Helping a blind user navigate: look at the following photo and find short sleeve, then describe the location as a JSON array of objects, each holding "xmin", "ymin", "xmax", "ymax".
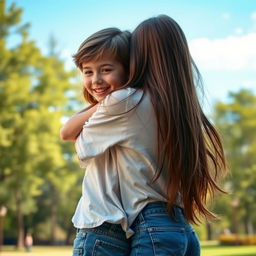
[{"xmin": 75, "ymin": 88, "xmax": 142, "ymax": 167}]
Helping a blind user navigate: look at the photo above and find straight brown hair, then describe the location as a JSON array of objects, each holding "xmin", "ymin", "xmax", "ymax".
[
  {"xmin": 73, "ymin": 28, "xmax": 131, "ymax": 104},
  {"xmin": 128, "ymin": 15, "xmax": 227, "ymax": 223}
]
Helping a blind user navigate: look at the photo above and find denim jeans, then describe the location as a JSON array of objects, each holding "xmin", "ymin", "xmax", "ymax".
[
  {"xmin": 72, "ymin": 202, "xmax": 200, "ymax": 256},
  {"xmin": 72, "ymin": 222, "xmax": 130, "ymax": 256},
  {"xmin": 130, "ymin": 202, "xmax": 200, "ymax": 256}
]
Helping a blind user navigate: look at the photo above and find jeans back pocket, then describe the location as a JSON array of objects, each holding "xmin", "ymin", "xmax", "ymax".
[{"xmin": 148, "ymin": 226, "xmax": 186, "ymax": 256}]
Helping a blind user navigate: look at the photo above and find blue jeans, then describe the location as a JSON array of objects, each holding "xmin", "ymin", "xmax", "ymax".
[
  {"xmin": 130, "ymin": 202, "xmax": 200, "ymax": 256},
  {"xmin": 72, "ymin": 202, "xmax": 200, "ymax": 256},
  {"xmin": 72, "ymin": 222, "xmax": 130, "ymax": 256}
]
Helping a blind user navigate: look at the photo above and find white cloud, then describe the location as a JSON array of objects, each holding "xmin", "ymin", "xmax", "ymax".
[
  {"xmin": 189, "ymin": 33, "xmax": 256, "ymax": 71},
  {"xmin": 234, "ymin": 27, "xmax": 243, "ymax": 35},
  {"xmin": 251, "ymin": 12, "xmax": 256, "ymax": 32},
  {"xmin": 241, "ymin": 80, "xmax": 256, "ymax": 87},
  {"xmin": 251, "ymin": 12, "xmax": 256, "ymax": 20},
  {"xmin": 222, "ymin": 13, "xmax": 231, "ymax": 20}
]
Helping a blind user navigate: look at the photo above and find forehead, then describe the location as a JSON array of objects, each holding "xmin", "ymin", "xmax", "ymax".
[{"xmin": 81, "ymin": 54, "xmax": 121, "ymax": 69}]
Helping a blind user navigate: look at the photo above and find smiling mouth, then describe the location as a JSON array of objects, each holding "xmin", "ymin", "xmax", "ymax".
[{"xmin": 93, "ymin": 87, "xmax": 110, "ymax": 94}]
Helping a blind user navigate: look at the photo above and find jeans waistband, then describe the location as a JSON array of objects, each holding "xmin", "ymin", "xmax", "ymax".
[
  {"xmin": 141, "ymin": 201, "xmax": 184, "ymax": 216},
  {"xmin": 132, "ymin": 201, "xmax": 190, "ymax": 229},
  {"xmin": 79, "ymin": 222, "xmax": 127, "ymax": 240}
]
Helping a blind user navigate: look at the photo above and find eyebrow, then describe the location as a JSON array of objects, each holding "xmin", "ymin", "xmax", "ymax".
[{"xmin": 82, "ymin": 63, "xmax": 115, "ymax": 70}]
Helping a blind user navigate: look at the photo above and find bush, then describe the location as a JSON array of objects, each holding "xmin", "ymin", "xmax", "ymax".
[{"xmin": 219, "ymin": 234, "xmax": 256, "ymax": 245}]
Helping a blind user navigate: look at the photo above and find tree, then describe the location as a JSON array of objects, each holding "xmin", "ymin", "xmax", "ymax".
[
  {"xmin": 214, "ymin": 89, "xmax": 256, "ymax": 234},
  {"xmin": 0, "ymin": 0, "xmax": 82, "ymax": 247},
  {"xmin": 0, "ymin": 0, "xmax": 44, "ymax": 247}
]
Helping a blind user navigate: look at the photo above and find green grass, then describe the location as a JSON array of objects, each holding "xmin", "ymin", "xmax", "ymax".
[
  {"xmin": 2, "ymin": 242, "xmax": 256, "ymax": 256},
  {"xmin": 201, "ymin": 241, "xmax": 256, "ymax": 256},
  {"xmin": 1, "ymin": 246, "xmax": 72, "ymax": 256}
]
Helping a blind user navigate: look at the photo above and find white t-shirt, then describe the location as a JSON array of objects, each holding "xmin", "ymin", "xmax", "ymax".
[{"xmin": 72, "ymin": 88, "xmax": 168, "ymax": 238}]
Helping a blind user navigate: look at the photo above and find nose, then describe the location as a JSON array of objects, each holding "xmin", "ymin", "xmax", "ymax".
[{"xmin": 92, "ymin": 73, "xmax": 103, "ymax": 85}]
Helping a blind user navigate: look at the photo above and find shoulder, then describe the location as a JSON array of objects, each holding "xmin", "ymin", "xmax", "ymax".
[
  {"xmin": 98, "ymin": 88, "xmax": 143, "ymax": 115},
  {"xmin": 104, "ymin": 87, "xmax": 142, "ymax": 105}
]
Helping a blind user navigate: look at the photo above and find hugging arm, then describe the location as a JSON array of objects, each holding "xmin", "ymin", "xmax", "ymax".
[
  {"xmin": 74, "ymin": 89, "xmax": 140, "ymax": 166},
  {"xmin": 60, "ymin": 104, "xmax": 98, "ymax": 141}
]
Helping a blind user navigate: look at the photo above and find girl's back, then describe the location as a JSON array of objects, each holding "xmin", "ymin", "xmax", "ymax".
[{"xmin": 73, "ymin": 87, "xmax": 172, "ymax": 238}]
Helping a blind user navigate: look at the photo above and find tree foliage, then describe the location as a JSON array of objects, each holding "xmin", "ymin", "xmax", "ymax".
[
  {"xmin": 0, "ymin": 0, "xmax": 83, "ymax": 247},
  {"xmin": 214, "ymin": 89, "xmax": 256, "ymax": 234}
]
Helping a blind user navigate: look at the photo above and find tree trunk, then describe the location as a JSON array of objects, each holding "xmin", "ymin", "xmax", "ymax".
[
  {"xmin": 206, "ymin": 222, "xmax": 212, "ymax": 240},
  {"xmin": 50, "ymin": 193, "xmax": 57, "ymax": 245},
  {"xmin": 232, "ymin": 204, "xmax": 239, "ymax": 234},
  {"xmin": 0, "ymin": 215, "xmax": 4, "ymax": 251},
  {"xmin": 16, "ymin": 189, "xmax": 24, "ymax": 249},
  {"xmin": 243, "ymin": 202, "xmax": 253, "ymax": 234},
  {"xmin": 65, "ymin": 222, "xmax": 74, "ymax": 245},
  {"xmin": 243, "ymin": 217, "xmax": 250, "ymax": 234},
  {"xmin": 253, "ymin": 223, "xmax": 256, "ymax": 235}
]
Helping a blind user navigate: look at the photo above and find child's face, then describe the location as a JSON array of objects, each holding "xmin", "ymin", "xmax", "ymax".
[{"xmin": 82, "ymin": 55, "xmax": 127, "ymax": 102}]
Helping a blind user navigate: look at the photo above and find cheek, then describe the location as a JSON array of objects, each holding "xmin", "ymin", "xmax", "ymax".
[
  {"xmin": 118, "ymin": 71, "xmax": 127, "ymax": 84},
  {"xmin": 112, "ymin": 80, "xmax": 123, "ymax": 88},
  {"xmin": 83, "ymin": 80, "xmax": 90, "ymax": 90},
  {"xmin": 112, "ymin": 74, "xmax": 127, "ymax": 87}
]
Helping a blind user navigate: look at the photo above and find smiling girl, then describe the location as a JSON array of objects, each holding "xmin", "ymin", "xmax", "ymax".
[
  {"xmin": 60, "ymin": 28, "xmax": 130, "ymax": 142},
  {"xmin": 81, "ymin": 54, "xmax": 127, "ymax": 102},
  {"xmin": 60, "ymin": 28, "xmax": 132, "ymax": 255}
]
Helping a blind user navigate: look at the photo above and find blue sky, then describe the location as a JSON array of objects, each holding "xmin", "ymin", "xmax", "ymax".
[{"xmin": 7, "ymin": 0, "xmax": 256, "ymax": 113}]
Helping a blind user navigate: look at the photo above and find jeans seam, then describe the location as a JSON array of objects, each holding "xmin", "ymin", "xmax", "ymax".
[
  {"xmin": 92, "ymin": 239, "xmax": 97, "ymax": 256},
  {"xmin": 73, "ymin": 231, "xmax": 87, "ymax": 256},
  {"xmin": 148, "ymin": 227, "xmax": 186, "ymax": 232},
  {"xmin": 148, "ymin": 229, "xmax": 156, "ymax": 256},
  {"xmin": 84, "ymin": 228, "xmax": 124, "ymax": 240},
  {"xmin": 140, "ymin": 212, "xmax": 146, "ymax": 224},
  {"xmin": 93, "ymin": 239, "xmax": 127, "ymax": 252},
  {"xmin": 137, "ymin": 230, "xmax": 142, "ymax": 256}
]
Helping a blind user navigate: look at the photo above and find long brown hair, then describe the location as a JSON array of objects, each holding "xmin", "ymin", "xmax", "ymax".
[
  {"xmin": 128, "ymin": 15, "xmax": 227, "ymax": 223},
  {"xmin": 73, "ymin": 28, "xmax": 131, "ymax": 104}
]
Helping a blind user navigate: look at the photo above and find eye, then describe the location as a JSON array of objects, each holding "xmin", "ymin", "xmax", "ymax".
[
  {"xmin": 83, "ymin": 70, "xmax": 92, "ymax": 76},
  {"xmin": 101, "ymin": 68, "xmax": 112, "ymax": 73}
]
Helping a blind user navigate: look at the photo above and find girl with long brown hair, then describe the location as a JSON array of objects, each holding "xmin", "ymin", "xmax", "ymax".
[
  {"xmin": 126, "ymin": 15, "xmax": 227, "ymax": 255},
  {"xmin": 61, "ymin": 15, "xmax": 227, "ymax": 256},
  {"xmin": 60, "ymin": 28, "xmax": 133, "ymax": 255}
]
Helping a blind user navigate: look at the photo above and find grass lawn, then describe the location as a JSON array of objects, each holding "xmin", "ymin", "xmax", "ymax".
[
  {"xmin": 1, "ymin": 242, "xmax": 256, "ymax": 256},
  {"xmin": 201, "ymin": 241, "xmax": 256, "ymax": 256},
  {"xmin": 1, "ymin": 246, "xmax": 72, "ymax": 256}
]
